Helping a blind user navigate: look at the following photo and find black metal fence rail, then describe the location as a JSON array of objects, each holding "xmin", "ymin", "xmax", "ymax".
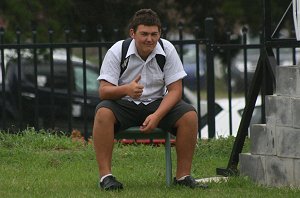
[
  {"xmin": 0, "ymin": 44, "xmax": 112, "ymax": 138},
  {"xmin": 0, "ymin": 21, "xmax": 210, "ymax": 139}
]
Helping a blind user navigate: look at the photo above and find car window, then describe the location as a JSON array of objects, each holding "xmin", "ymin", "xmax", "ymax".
[
  {"xmin": 237, "ymin": 105, "xmax": 262, "ymax": 124},
  {"xmin": 183, "ymin": 46, "xmax": 197, "ymax": 64},
  {"xmin": 74, "ymin": 66, "xmax": 99, "ymax": 93},
  {"xmin": 21, "ymin": 60, "xmax": 69, "ymax": 89},
  {"xmin": 182, "ymin": 45, "xmax": 206, "ymax": 67}
]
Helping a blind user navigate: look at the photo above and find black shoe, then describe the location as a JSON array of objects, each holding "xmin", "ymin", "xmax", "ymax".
[
  {"xmin": 173, "ymin": 176, "xmax": 209, "ymax": 189},
  {"xmin": 99, "ymin": 175, "xmax": 123, "ymax": 191}
]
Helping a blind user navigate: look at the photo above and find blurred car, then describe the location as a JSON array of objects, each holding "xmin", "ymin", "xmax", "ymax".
[
  {"xmin": 225, "ymin": 49, "xmax": 259, "ymax": 93},
  {"xmin": 0, "ymin": 53, "xmax": 100, "ymax": 133},
  {"xmin": 182, "ymin": 45, "xmax": 206, "ymax": 91},
  {"xmin": 228, "ymin": 48, "xmax": 300, "ymax": 92}
]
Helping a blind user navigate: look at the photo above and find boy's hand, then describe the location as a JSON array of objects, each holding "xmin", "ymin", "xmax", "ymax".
[
  {"xmin": 140, "ymin": 114, "xmax": 160, "ymax": 133},
  {"xmin": 127, "ymin": 75, "xmax": 144, "ymax": 99}
]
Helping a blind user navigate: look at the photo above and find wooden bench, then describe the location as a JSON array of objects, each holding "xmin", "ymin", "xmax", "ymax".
[{"xmin": 114, "ymin": 127, "xmax": 173, "ymax": 186}]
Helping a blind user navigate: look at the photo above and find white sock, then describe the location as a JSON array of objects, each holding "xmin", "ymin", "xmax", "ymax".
[
  {"xmin": 100, "ymin": 174, "xmax": 112, "ymax": 182},
  {"xmin": 177, "ymin": 175, "xmax": 190, "ymax": 181}
]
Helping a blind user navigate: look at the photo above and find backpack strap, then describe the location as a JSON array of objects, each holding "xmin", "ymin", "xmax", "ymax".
[
  {"xmin": 155, "ymin": 39, "xmax": 165, "ymax": 72},
  {"xmin": 120, "ymin": 38, "xmax": 166, "ymax": 77},
  {"xmin": 120, "ymin": 38, "xmax": 132, "ymax": 77}
]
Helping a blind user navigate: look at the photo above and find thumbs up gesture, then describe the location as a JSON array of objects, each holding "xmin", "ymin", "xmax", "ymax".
[{"xmin": 127, "ymin": 75, "xmax": 144, "ymax": 99}]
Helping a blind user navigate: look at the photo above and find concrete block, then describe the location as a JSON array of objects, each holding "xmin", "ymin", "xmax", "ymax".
[
  {"xmin": 292, "ymin": 98, "xmax": 300, "ymax": 129},
  {"xmin": 250, "ymin": 124, "xmax": 276, "ymax": 155},
  {"xmin": 265, "ymin": 95, "xmax": 276, "ymax": 126},
  {"xmin": 243, "ymin": 65, "xmax": 300, "ymax": 188},
  {"xmin": 239, "ymin": 153, "xmax": 266, "ymax": 185},
  {"xmin": 276, "ymin": 66, "xmax": 300, "ymax": 97},
  {"xmin": 265, "ymin": 156, "xmax": 294, "ymax": 187},
  {"xmin": 294, "ymin": 159, "xmax": 300, "ymax": 187},
  {"xmin": 275, "ymin": 96, "xmax": 292, "ymax": 127},
  {"xmin": 276, "ymin": 127, "xmax": 300, "ymax": 158}
]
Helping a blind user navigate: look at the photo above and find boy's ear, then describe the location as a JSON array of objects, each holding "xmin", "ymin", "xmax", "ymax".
[{"xmin": 129, "ymin": 29, "xmax": 134, "ymax": 38}]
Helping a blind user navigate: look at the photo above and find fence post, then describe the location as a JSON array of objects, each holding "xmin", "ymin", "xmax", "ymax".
[
  {"xmin": 32, "ymin": 26, "xmax": 39, "ymax": 130},
  {"xmin": 242, "ymin": 26, "xmax": 249, "ymax": 99},
  {"xmin": 97, "ymin": 25, "xmax": 103, "ymax": 73},
  {"xmin": 194, "ymin": 25, "xmax": 202, "ymax": 139},
  {"xmin": 16, "ymin": 28, "xmax": 23, "ymax": 130},
  {"xmin": 113, "ymin": 28, "xmax": 119, "ymax": 41},
  {"xmin": 205, "ymin": 17, "xmax": 215, "ymax": 138},
  {"xmin": 64, "ymin": 28, "xmax": 73, "ymax": 134},
  {"xmin": 225, "ymin": 32, "xmax": 233, "ymax": 136},
  {"xmin": 161, "ymin": 26, "xmax": 168, "ymax": 38},
  {"xmin": 178, "ymin": 22, "xmax": 183, "ymax": 61},
  {"xmin": 48, "ymin": 28, "xmax": 55, "ymax": 129},
  {"xmin": 80, "ymin": 26, "xmax": 89, "ymax": 142},
  {"xmin": 0, "ymin": 27, "xmax": 6, "ymax": 129}
]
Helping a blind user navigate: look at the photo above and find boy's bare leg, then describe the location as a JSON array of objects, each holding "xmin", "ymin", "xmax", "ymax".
[
  {"xmin": 174, "ymin": 111, "xmax": 198, "ymax": 179},
  {"xmin": 93, "ymin": 107, "xmax": 116, "ymax": 177}
]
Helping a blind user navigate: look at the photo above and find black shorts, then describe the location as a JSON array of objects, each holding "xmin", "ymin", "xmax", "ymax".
[{"xmin": 95, "ymin": 99, "xmax": 196, "ymax": 135}]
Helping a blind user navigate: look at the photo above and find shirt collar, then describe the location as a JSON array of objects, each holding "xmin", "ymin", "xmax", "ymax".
[
  {"xmin": 126, "ymin": 39, "xmax": 166, "ymax": 59},
  {"xmin": 153, "ymin": 40, "xmax": 166, "ymax": 56},
  {"xmin": 126, "ymin": 39, "xmax": 136, "ymax": 59}
]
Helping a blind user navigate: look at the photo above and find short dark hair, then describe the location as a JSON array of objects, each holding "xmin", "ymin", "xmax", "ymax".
[{"xmin": 129, "ymin": 9, "xmax": 161, "ymax": 32}]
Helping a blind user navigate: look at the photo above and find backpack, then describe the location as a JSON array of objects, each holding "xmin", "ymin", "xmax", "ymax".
[{"xmin": 119, "ymin": 38, "xmax": 166, "ymax": 77}]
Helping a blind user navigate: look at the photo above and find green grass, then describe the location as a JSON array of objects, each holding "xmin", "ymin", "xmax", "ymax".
[{"xmin": 0, "ymin": 129, "xmax": 299, "ymax": 198}]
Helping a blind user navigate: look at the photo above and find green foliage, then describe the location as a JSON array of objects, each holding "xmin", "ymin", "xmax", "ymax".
[{"xmin": 0, "ymin": 0, "xmax": 294, "ymax": 43}]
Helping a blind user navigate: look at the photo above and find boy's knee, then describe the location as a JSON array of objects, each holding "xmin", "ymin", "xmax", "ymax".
[
  {"xmin": 175, "ymin": 111, "xmax": 198, "ymax": 128},
  {"xmin": 95, "ymin": 107, "xmax": 116, "ymax": 123},
  {"xmin": 183, "ymin": 111, "xmax": 197, "ymax": 123}
]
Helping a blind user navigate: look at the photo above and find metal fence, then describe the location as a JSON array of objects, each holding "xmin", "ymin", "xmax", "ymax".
[{"xmin": 0, "ymin": 17, "xmax": 299, "ymax": 140}]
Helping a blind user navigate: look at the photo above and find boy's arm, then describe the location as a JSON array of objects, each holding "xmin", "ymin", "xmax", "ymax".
[
  {"xmin": 140, "ymin": 79, "xmax": 182, "ymax": 132},
  {"xmin": 99, "ymin": 75, "xmax": 144, "ymax": 100}
]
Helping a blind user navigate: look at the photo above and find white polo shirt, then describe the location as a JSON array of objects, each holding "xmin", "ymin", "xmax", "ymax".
[{"xmin": 97, "ymin": 38, "xmax": 187, "ymax": 104}]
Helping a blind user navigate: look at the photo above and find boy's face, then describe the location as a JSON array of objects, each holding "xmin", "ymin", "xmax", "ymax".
[{"xmin": 130, "ymin": 25, "xmax": 160, "ymax": 59}]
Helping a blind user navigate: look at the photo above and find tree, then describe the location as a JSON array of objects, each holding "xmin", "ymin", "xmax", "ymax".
[
  {"xmin": 0, "ymin": 0, "xmax": 294, "ymax": 43},
  {"xmin": 0, "ymin": 0, "xmax": 74, "ymax": 42}
]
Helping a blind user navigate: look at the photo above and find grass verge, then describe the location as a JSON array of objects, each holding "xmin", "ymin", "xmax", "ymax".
[{"xmin": 0, "ymin": 128, "xmax": 299, "ymax": 198}]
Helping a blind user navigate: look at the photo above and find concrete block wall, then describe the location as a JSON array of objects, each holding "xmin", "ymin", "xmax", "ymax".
[{"xmin": 240, "ymin": 65, "xmax": 300, "ymax": 187}]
